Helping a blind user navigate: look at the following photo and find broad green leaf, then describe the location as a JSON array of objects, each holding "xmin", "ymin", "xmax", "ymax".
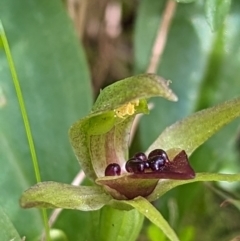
[
  {"xmin": 69, "ymin": 74, "xmax": 177, "ymax": 180},
  {"xmin": 0, "ymin": 0, "xmax": 92, "ymax": 239},
  {"xmin": 124, "ymin": 197, "xmax": 180, "ymax": 241},
  {"xmin": 147, "ymin": 97, "xmax": 240, "ymax": 156},
  {"xmin": 147, "ymin": 172, "xmax": 240, "ymax": 202},
  {"xmin": 20, "ymin": 182, "xmax": 112, "ymax": 211},
  {"xmin": 97, "ymin": 205, "xmax": 144, "ymax": 241},
  {"xmin": 205, "ymin": 0, "xmax": 231, "ymax": 31},
  {"xmin": 0, "ymin": 206, "xmax": 22, "ymax": 241}
]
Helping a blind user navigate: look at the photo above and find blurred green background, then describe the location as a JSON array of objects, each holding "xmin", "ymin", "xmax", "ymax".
[{"xmin": 0, "ymin": 0, "xmax": 240, "ymax": 240}]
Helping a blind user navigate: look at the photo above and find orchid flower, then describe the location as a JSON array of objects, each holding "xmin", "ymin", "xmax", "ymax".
[{"xmin": 20, "ymin": 74, "xmax": 240, "ymax": 241}]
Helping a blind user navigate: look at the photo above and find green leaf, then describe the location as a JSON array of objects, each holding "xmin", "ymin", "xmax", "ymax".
[
  {"xmin": 147, "ymin": 97, "xmax": 240, "ymax": 156},
  {"xmin": 124, "ymin": 197, "xmax": 180, "ymax": 241},
  {"xmin": 69, "ymin": 74, "xmax": 177, "ymax": 180},
  {"xmin": 20, "ymin": 182, "xmax": 112, "ymax": 211},
  {"xmin": 148, "ymin": 172, "xmax": 240, "ymax": 202},
  {"xmin": 0, "ymin": 206, "xmax": 22, "ymax": 241},
  {"xmin": 96, "ymin": 205, "xmax": 144, "ymax": 241},
  {"xmin": 205, "ymin": 0, "xmax": 231, "ymax": 31},
  {"xmin": 0, "ymin": 0, "xmax": 92, "ymax": 239}
]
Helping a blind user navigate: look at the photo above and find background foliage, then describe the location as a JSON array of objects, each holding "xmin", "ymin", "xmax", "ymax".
[{"xmin": 0, "ymin": 0, "xmax": 240, "ymax": 240}]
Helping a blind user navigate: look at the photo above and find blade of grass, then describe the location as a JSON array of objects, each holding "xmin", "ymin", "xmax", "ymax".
[{"xmin": 0, "ymin": 20, "xmax": 50, "ymax": 241}]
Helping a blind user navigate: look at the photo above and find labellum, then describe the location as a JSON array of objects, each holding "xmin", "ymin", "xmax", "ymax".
[{"xmin": 98, "ymin": 149, "xmax": 195, "ymax": 200}]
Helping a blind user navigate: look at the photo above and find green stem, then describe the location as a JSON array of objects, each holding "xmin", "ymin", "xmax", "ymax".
[{"xmin": 0, "ymin": 20, "xmax": 51, "ymax": 240}]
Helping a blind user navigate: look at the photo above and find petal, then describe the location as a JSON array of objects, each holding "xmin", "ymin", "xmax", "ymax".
[
  {"xmin": 147, "ymin": 172, "xmax": 240, "ymax": 202},
  {"xmin": 20, "ymin": 181, "xmax": 112, "ymax": 211},
  {"xmin": 147, "ymin": 97, "xmax": 240, "ymax": 157},
  {"xmin": 122, "ymin": 197, "xmax": 180, "ymax": 241}
]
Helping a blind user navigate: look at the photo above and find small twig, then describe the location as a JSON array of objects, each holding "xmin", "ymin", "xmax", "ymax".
[
  {"xmin": 66, "ymin": 0, "xmax": 76, "ymax": 23},
  {"xmin": 66, "ymin": 0, "xmax": 88, "ymax": 39},
  {"xmin": 147, "ymin": 0, "xmax": 177, "ymax": 73},
  {"xmin": 77, "ymin": 0, "xmax": 88, "ymax": 39}
]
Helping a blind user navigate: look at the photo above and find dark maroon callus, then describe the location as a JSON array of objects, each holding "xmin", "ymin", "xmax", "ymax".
[
  {"xmin": 134, "ymin": 152, "xmax": 149, "ymax": 168},
  {"xmin": 148, "ymin": 149, "xmax": 169, "ymax": 161},
  {"xmin": 134, "ymin": 152, "xmax": 147, "ymax": 162},
  {"xmin": 105, "ymin": 163, "xmax": 121, "ymax": 176},
  {"xmin": 126, "ymin": 158, "xmax": 145, "ymax": 173},
  {"xmin": 143, "ymin": 161, "xmax": 150, "ymax": 169},
  {"xmin": 148, "ymin": 156, "xmax": 166, "ymax": 171}
]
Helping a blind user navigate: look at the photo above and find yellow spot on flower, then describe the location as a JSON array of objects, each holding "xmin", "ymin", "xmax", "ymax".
[{"xmin": 114, "ymin": 100, "xmax": 139, "ymax": 118}]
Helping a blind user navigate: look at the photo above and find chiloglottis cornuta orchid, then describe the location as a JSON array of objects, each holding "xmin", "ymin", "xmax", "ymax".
[
  {"xmin": 20, "ymin": 74, "xmax": 240, "ymax": 241},
  {"xmin": 67, "ymin": 74, "xmax": 195, "ymax": 201}
]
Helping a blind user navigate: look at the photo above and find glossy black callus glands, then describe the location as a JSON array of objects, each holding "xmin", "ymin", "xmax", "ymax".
[
  {"xmin": 125, "ymin": 149, "xmax": 170, "ymax": 174},
  {"xmin": 105, "ymin": 163, "xmax": 121, "ymax": 176},
  {"xmin": 147, "ymin": 149, "xmax": 169, "ymax": 172},
  {"xmin": 148, "ymin": 149, "xmax": 169, "ymax": 161},
  {"xmin": 125, "ymin": 158, "xmax": 145, "ymax": 173},
  {"xmin": 134, "ymin": 152, "xmax": 147, "ymax": 161},
  {"xmin": 134, "ymin": 152, "xmax": 149, "ymax": 168},
  {"xmin": 148, "ymin": 156, "xmax": 166, "ymax": 171}
]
